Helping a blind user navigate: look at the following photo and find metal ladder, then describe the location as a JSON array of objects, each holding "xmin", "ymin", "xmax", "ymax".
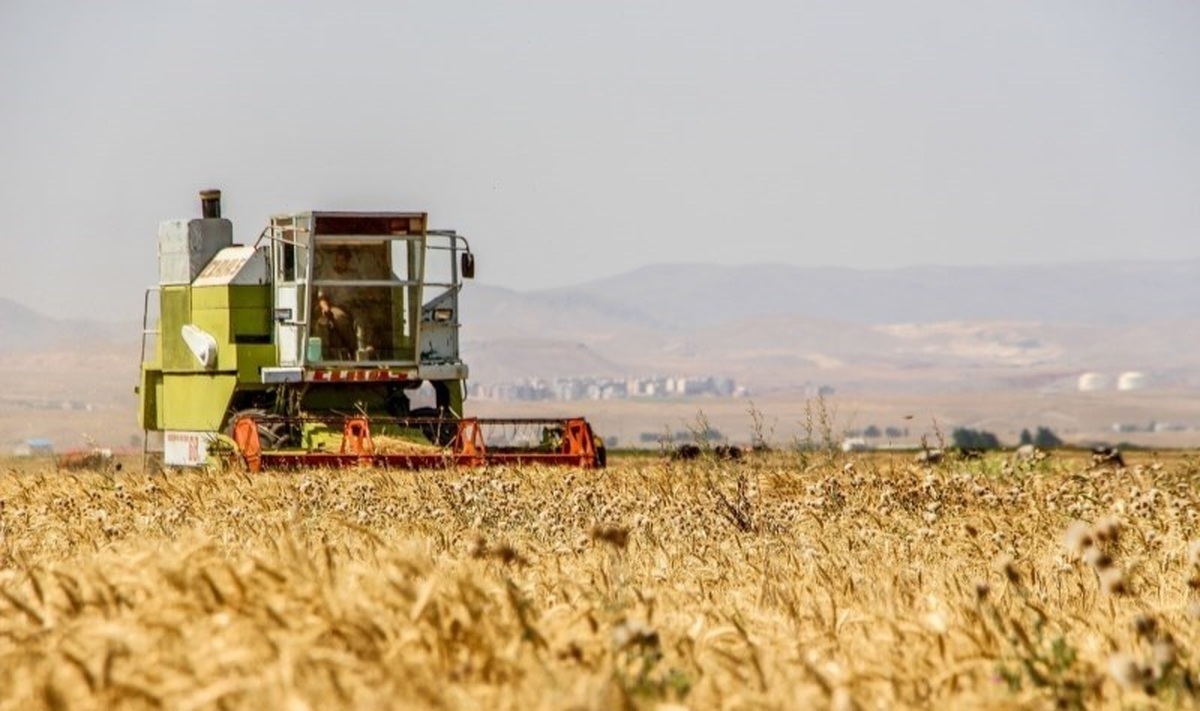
[{"xmin": 139, "ymin": 287, "xmax": 160, "ymax": 473}]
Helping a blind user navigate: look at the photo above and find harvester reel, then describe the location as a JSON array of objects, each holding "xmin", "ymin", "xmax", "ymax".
[{"xmin": 409, "ymin": 407, "xmax": 459, "ymax": 447}]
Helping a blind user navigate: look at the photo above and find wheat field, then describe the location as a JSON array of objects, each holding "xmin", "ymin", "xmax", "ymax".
[{"xmin": 2, "ymin": 450, "xmax": 1199, "ymax": 710}]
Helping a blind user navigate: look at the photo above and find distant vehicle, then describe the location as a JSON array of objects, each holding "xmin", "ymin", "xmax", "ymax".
[{"xmin": 12, "ymin": 438, "xmax": 54, "ymax": 457}]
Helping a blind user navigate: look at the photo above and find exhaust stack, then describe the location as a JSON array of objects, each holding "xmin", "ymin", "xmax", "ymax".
[{"xmin": 200, "ymin": 189, "xmax": 222, "ymax": 219}]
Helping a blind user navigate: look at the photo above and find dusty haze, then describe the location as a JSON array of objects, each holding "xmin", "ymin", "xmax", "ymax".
[{"xmin": 2, "ymin": 1, "xmax": 1199, "ymax": 322}]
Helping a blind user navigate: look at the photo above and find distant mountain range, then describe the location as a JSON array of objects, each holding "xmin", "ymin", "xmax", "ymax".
[
  {"xmin": 5, "ymin": 260, "xmax": 1199, "ymax": 393},
  {"xmin": 471, "ymin": 259, "xmax": 1200, "ymax": 330},
  {"xmin": 458, "ymin": 260, "xmax": 1200, "ymax": 389},
  {"xmin": 0, "ymin": 297, "xmax": 127, "ymax": 353}
]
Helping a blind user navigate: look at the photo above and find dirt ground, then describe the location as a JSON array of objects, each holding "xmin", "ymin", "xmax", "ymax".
[{"xmin": 470, "ymin": 389, "xmax": 1200, "ymax": 451}]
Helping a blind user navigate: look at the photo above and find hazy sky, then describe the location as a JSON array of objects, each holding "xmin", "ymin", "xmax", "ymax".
[{"xmin": 2, "ymin": 1, "xmax": 1198, "ymax": 322}]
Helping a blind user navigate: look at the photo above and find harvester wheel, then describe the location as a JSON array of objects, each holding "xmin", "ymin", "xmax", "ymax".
[
  {"xmin": 409, "ymin": 407, "xmax": 458, "ymax": 447},
  {"xmin": 227, "ymin": 409, "xmax": 288, "ymax": 449}
]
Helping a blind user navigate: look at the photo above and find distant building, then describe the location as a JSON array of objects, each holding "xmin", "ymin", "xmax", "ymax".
[
  {"xmin": 1077, "ymin": 372, "xmax": 1111, "ymax": 392},
  {"xmin": 469, "ymin": 374, "xmax": 744, "ymax": 402},
  {"xmin": 1117, "ymin": 371, "xmax": 1150, "ymax": 391}
]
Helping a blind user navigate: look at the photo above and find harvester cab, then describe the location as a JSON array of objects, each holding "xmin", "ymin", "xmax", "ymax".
[{"xmin": 137, "ymin": 191, "xmax": 604, "ymax": 471}]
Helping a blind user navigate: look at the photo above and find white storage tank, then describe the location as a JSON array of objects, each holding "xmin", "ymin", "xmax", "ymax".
[
  {"xmin": 1117, "ymin": 371, "xmax": 1150, "ymax": 391},
  {"xmin": 1077, "ymin": 372, "xmax": 1111, "ymax": 392}
]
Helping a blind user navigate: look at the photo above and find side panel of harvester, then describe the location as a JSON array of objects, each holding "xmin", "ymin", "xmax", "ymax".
[{"xmin": 138, "ymin": 208, "xmax": 275, "ymax": 464}]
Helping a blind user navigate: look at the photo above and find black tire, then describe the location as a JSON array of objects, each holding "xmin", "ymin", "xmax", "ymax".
[{"xmin": 227, "ymin": 409, "xmax": 289, "ymax": 449}]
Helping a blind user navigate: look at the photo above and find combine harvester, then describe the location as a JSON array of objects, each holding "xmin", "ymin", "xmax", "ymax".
[{"xmin": 137, "ymin": 191, "xmax": 603, "ymax": 471}]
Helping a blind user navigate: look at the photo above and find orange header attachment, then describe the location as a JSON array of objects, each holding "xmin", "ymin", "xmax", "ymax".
[
  {"xmin": 232, "ymin": 417, "xmax": 262, "ymax": 473},
  {"xmin": 560, "ymin": 418, "xmax": 599, "ymax": 467},
  {"xmin": 453, "ymin": 419, "xmax": 487, "ymax": 465},
  {"xmin": 231, "ymin": 413, "xmax": 604, "ymax": 471},
  {"xmin": 340, "ymin": 418, "xmax": 374, "ymax": 458}
]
